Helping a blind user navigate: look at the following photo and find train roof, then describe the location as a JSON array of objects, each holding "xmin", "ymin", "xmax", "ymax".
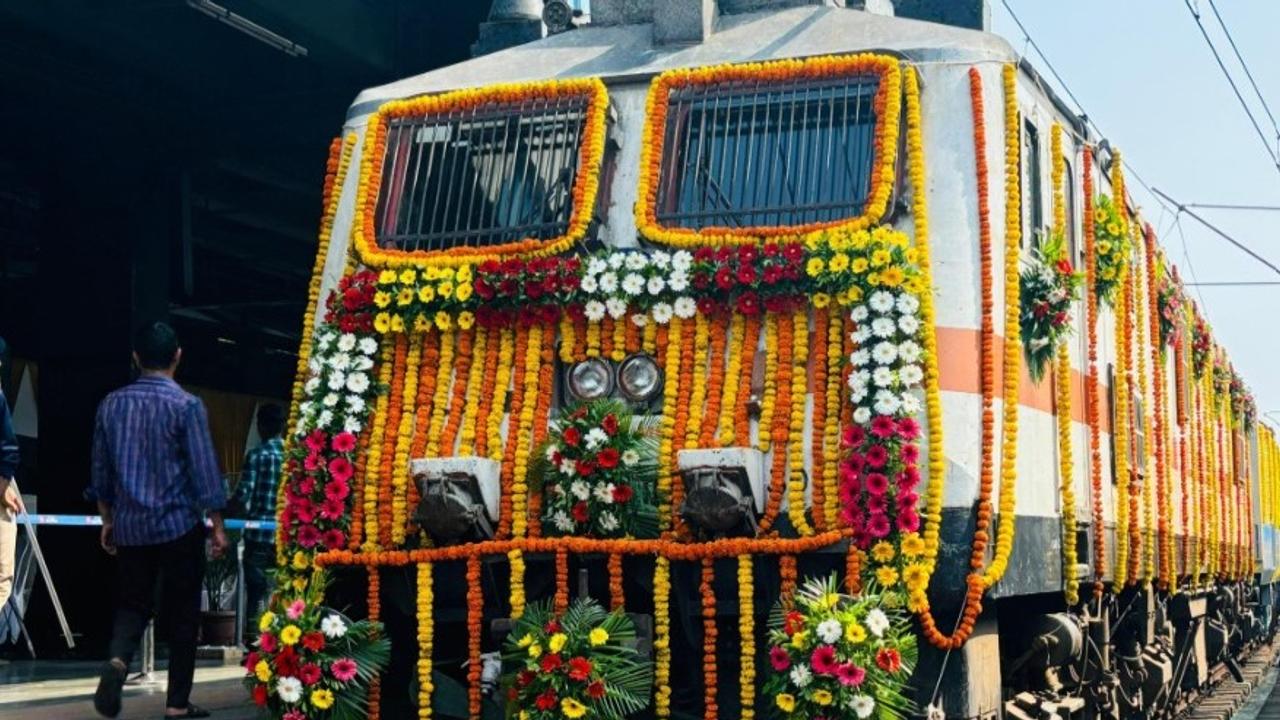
[{"xmin": 347, "ymin": 5, "xmax": 1016, "ymax": 121}]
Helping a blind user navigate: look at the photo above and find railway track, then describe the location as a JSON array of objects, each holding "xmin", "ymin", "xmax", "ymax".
[{"xmin": 1183, "ymin": 642, "xmax": 1278, "ymax": 720}]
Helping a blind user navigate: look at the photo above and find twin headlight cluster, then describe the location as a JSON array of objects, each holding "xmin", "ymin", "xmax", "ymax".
[{"xmin": 564, "ymin": 353, "xmax": 663, "ymax": 405}]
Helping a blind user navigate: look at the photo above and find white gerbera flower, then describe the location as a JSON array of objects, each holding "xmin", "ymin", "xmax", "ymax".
[
  {"xmin": 672, "ymin": 250, "xmax": 693, "ymax": 271},
  {"xmin": 346, "ymin": 395, "xmax": 366, "ymax": 413},
  {"xmin": 354, "ymin": 355, "xmax": 375, "ymax": 371},
  {"xmin": 607, "ymin": 253, "xmax": 625, "ymax": 270},
  {"xmin": 622, "ymin": 273, "xmax": 645, "ymax": 296},
  {"xmin": 850, "ymin": 694, "xmax": 876, "ymax": 719},
  {"xmin": 873, "ymin": 390, "xmax": 901, "ymax": 416},
  {"xmin": 308, "ymin": 357, "xmax": 323, "ymax": 374},
  {"xmin": 585, "ymin": 428, "xmax": 609, "ymax": 450},
  {"xmin": 594, "ymin": 483, "xmax": 616, "ymax": 504},
  {"xmin": 327, "ymin": 372, "xmax": 347, "ymax": 391},
  {"xmin": 599, "ymin": 272, "xmax": 619, "ymax": 294},
  {"xmin": 342, "ymin": 416, "xmax": 363, "ymax": 434},
  {"xmin": 899, "ymin": 365, "xmax": 924, "ymax": 386},
  {"xmin": 673, "ymin": 296, "xmax": 697, "ymax": 319},
  {"xmin": 624, "ymin": 252, "xmax": 648, "ymax": 271},
  {"xmin": 358, "ymin": 337, "xmax": 379, "ymax": 356},
  {"xmin": 570, "ymin": 480, "xmax": 591, "ymax": 500},
  {"xmin": 650, "ymin": 250, "xmax": 671, "ymax": 269},
  {"xmin": 871, "ymin": 342, "xmax": 898, "ymax": 365},
  {"xmin": 651, "ymin": 302, "xmax": 674, "ymax": 325},
  {"xmin": 584, "ymin": 300, "xmax": 606, "ymax": 321},
  {"xmin": 850, "ymin": 349, "xmax": 871, "ymax": 367},
  {"xmin": 871, "ymin": 317, "xmax": 897, "ymax": 338},
  {"xmin": 587, "ymin": 257, "xmax": 607, "ymax": 276},
  {"xmin": 847, "ymin": 372, "xmax": 867, "ymax": 393},
  {"xmin": 851, "ymin": 326, "xmax": 873, "ymax": 344},
  {"xmin": 851, "ymin": 387, "xmax": 868, "ymax": 404},
  {"xmin": 329, "ymin": 352, "xmax": 352, "ymax": 371},
  {"xmin": 605, "ymin": 297, "xmax": 628, "ymax": 319},
  {"xmin": 898, "ymin": 340, "xmax": 922, "ymax": 363},
  {"xmin": 647, "ymin": 276, "xmax": 666, "ymax": 295},
  {"xmin": 789, "ymin": 664, "xmax": 813, "ymax": 688},
  {"xmin": 346, "ymin": 372, "xmax": 370, "ymax": 394},
  {"xmin": 553, "ymin": 511, "xmax": 575, "ymax": 532},
  {"xmin": 898, "ymin": 315, "xmax": 920, "ymax": 335},
  {"xmin": 579, "ymin": 275, "xmax": 599, "ymax": 294},
  {"xmin": 869, "ymin": 291, "xmax": 895, "ymax": 312},
  {"xmin": 901, "ymin": 392, "xmax": 923, "ymax": 414},
  {"xmin": 322, "ymin": 393, "xmax": 340, "ymax": 407},
  {"xmin": 896, "ymin": 293, "xmax": 920, "ymax": 315},
  {"xmin": 622, "ymin": 450, "xmax": 640, "ymax": 466},
  {"xmin": 872, "ymin": 367, "xmax": 895, "ymax": 387},
  {"xmin": 544, "ymin": 445, "xmax": 560, "ymax": 462},
  {"xmin": 298, "ymin": 401, "xmax": 315, "ymax": 418},
  {"xmin": 277, "ymin": 676, "xmax": 303, "ymax": 703},
  {"xmin": 317, "ymin": 410, "xmax": 334, "ymax": 428},
  {"xmin": 599, "ymin": 512, "xmax": 619, "ymax": 532},
  {"xmin": 337, "ymin": 333, "xmax": 357, "ymax": 352},
  {"xmin": 315, "ymin": 332, "xmax": 334, "ymax": 351},
  {"xmin": 321, "ymin": 614, "xmax": 348, "ymax": 638},
  {"xmin": 304, "ymin": 377, "xmax": 321, "ymax": 394},
  {"xmin": 853, "ymin": 407, "xmax": 872, "ymax": 424},
  {"xmin": 667, "ymin": 270, "xmax": 689, "ymax": 292},
  {"xmin": 865, "ymin": 608, "xmax": 890, "ymax": 637},
  {"xmin": 631, "ymin": 313, "xmax": 648, "ymax": 327},
  {"xmin": 559, "ymin": 459, "xmax": 577, "ymax": 477},
  {"xmin": 850, "ymin": 305, "xmax": 870, "ymax": 322},
  {"xmin": 816, "ymin": 619, "xmax": 843, "ymax": 645}
]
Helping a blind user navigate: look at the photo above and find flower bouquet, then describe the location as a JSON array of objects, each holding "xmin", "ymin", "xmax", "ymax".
[
  {"xmin": 243, "ymin": 576, "xmax": 389, "ymax": 720},
  {"xmin": 1092, "ymin": 194, "xmax": 1130, "ymax": 306},
  {"xmin": 501, "ymin": 597, "xmax": 653, "ymax": 720},
  {"xmin": 1155, "ymin": 262, "xmax": 1184, "ymax": 354},
  {"xmin": 1191, "ymin": 312, "xmax": 1212, "ymax": 379},
  {"xmin": 533, "ymin": 400, "xmax": 658, "ymax": 538},
  {"xmin": 763, "ymin": 575, "xmax": 917, "ymax": 720},
  {"xmin": 1019, "ymin": 230, "xmax": 1083, "ymax": 383}
]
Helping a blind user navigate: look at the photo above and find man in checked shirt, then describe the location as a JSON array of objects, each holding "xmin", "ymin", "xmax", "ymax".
[
  {"xmin": 88, "ymin": 322, "xmax": 228, "ymax": 720},
  {"xmin": 230, "ymin": 402, "xmax": 284, "ymax": 626}
]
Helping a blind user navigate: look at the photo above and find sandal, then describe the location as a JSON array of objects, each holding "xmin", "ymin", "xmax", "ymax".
[{"xmin": 164, "ymin": 704, "xmax": 211, "ymax": 718}]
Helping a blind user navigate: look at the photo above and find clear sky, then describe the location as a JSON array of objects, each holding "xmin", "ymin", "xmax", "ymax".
[{"xmin": 990, "ymin": 0, "xmax": 1280, "ymax": 426}]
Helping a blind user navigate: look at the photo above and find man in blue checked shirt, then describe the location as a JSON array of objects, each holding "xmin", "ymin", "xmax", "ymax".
[
  {"xmin": 230, "ymin": 402, "xmax": 284, "ymax": 625},
  {"xmin": 88, "ymin": 322, "xmax": 228, "ymax": 720}
]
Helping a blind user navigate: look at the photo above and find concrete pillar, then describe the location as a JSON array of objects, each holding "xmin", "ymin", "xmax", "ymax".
[{"xmin": 654, "ymin": 0, "xmax": 716, "ymax": 43}]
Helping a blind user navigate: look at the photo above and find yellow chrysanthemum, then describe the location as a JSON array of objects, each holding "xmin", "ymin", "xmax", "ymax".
[
  {"xmin": 398, "ymin": 269, "xmax": 417, "ymax": 285},
  {"xmin": 413, "ymin": 315, "xmax": 432, "ymax": 333},
  {"xmin": 1101, "ymin": 267, "xmax": 1116, "ymax": 281},
  {"xmin": 396, "ymin": 288, "xmax": 414, "ymax": 307},
  {"xmin": 437, "ymin": 281, "xmax": 454, "ymax": 299},
  {"xmin": 850, "ymin": 232, "xmax": 869, "ymax": 250},
  {"xmin": 528, "ymin": 643, "xmax": 542, "ymax": 658},
  {"xmin": 548, "ymin": 633, "xmax": 568, "ymax": 653},
  {"xmin": 907, "ymin": 591, "xmax": 930, "ymax": 613},
  {"xmin": 1097, "ymin": 241, "xmax": 1112, "ymax": 256},
  {"xmin": 900, "ymin": 533, "xmax": 926, "ymax": 558},
  {"xmin": 871, "ymin": 249, "xmax": 891, "ymax": 267},
  {"xmin": 1094, "ymin": 208, "xmax": 1107, "ymax": 223},
  {"xmin": 902, "ymin": 277, "xmax": 922, "ymax": 294},
  {"xmin": 254, "ymin": 660, "xmax": 272, "ymax": 682},
  {"xmin": 1106, "ymin": 222, "xmax": 1120, "ymax": 236},
  {"xmin": 812, "ymin": 293, "xmax": 831, "ymax": 308},
  {"xmin": 805, "ymin": 257, "xmax": 825, "ymax": 277},
  {"xmin": 434, "ymin": 311, "xmax": 452, "ymax": 331},
  {"xmin": 775, "ymin": 693, "xmax": 796, "ymax": 713},
  {"xmin": 424, "ymin": 266, "xmax": 441, "ymax": 281},
  {"xmin": 291, "ymin": 576, "xmax": 307, "ymax": 592},
  {"xmin": 516, "ymin": 632, "xmax": 533, "ymax": 648},
  {"xmin": 280, "ymin": 625, "xmax": 301, "ymax": 646},
  {"xmin": 790, "ymin": 630, "xmax": 809, "ymax": 650},
  {"xmin": 291, "ymin": 552, "xmax": 309, "ymax": 571},
  {"xmin": 867, "ymin": 272, "xmax": 881, "ymax": 286},
  {"xmin": 846, "ymin": 286, "xmax": 864, "ymax": 303},
  {"xmin": 455, "ymin": 283, "xmax": 474, "ymax": 302},
  {"xmin": 903, "ymin": 562, "xmax": 929, "ymax": 591},
  {"xmin": 390, "ymin": 315, "xmax": 406, "ymax": 333},
  {"xmin": 828, "ymin": 253, "xmax": 850, "ymax": 273},
  {"xmin": 374, "ymin": 313, "xmax": 391, "ymax": 333},
  {"xmin": 813, "ymin": 689, "xmax": 833, "ymax": 706},
  {"xmin": 373, "ymin": 291, "xmax": 391, "ymax": 309},
  {"xmin": 850, "ymin": 257, "xmax": 869, "ymax": 274},
  {"xmin": 561, "ymin": 698, "xmax": 588, "ymax": 719},
  {"xmin": 310, "ymin": 689, "xmax": 335, "ymax": 710},
  {"xmin": 456, "ymin": 265, "xmax": 473, "ymax": 282},
  {"xmin": 881, "ymin": 267, "xmax": 904, "ymax": 287},
  {"xmin": 378, "ymin": 269, "xmax": 398, "ymax": 285},
  {"xmin": 457, "ymin": 311, "xmax": 476, "ymax": 330},
  {"xmin": 904, "ymin": 247, "xmax": 920, "ymax": 264},
  {"xmin": 258, "ymin": 611, "xmax": 276, "ymax": 632},
  {"xmin": 418, "ymin": 285, "xmax": 436, "ymax": 303},
  {"xmin": 844, "ymin": 621, "xmax": 867, "ymax": 644},
  {"xmin": 871, "ymin": 541, "xmax": 896, "ymax": 563},
  {"xmin": 875, "ymin": 566, "xmax": 899, "ymax": 587},
  {"xmin": 589, "ymin": 627, "xmax": 609, "ymax": 646},
  {"xmin": 438, "ymin": 267, "xmax": 455, "ymax": 280}
]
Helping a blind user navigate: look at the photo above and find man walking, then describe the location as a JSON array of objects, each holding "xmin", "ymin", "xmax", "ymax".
[
  {"xmin": 0, "ymin": 337, "xmax": 20, "ymax": 612},
  {"xmin": 88, "ymin": 322, "xmax": 228, "ymax": 719},
  {"xmin": 231, "ymin": 402, "xmax": 284, "ymax": 625}
]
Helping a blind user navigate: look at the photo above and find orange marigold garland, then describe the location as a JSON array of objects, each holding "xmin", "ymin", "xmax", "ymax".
[
  {"xmin": 390, "ymin": 335, "xmax": 421, "ymax": 546},
  {"xmin": 367, "ymin": 567, "xmax": 382, "ymax": 720},
  {"xmin": 1143, "ymin": 224, "xmax": 1174, "ymax": 591},
  {"xmin": 469, "ymin": 325, "xmax": 503, "ymax": 457},
  {"xmin": 1049, "ymin": 124, "xmax": 1079, "ymax": 606},
  {"xmin": 456, "ymin": 325, "xmax": 490, "ymax": 456},
  {"xmin": 423, "ymin": 331, "xmax": 457, "ymax": 457},
  {"xmin": 554, "ymin": 548, "xmax": 570, "ymax": 614},
  {"xmin": 786, "ymin": 307, "xmax": 812, "ymax": 536},
  {"xmin": 686, "ymin": 314, "xmax": 712, "ymax": 448},
  {"xmin": 1112, "ymin": 248, "xmax": 1133, "ymax": 592},
  {"xmin": 362, "ymin": 341, "xmax": 395, "ymax": 550},
  {"xmin": 466, "ymin": 555, "xmax": 483, "ymax": 719},
  {"xmin": 1127, "ymin": 248, "xmax": 1145, "ymax": 587},
  {"xmin": 348, "ymin": 422, "xmax": 374, "ymax": 551},
  {"xmin": 497, "ymin": 325, "xmax": 529, "ymax": 538},
  {"xmin": 1081, "ymin": 146, "xmax": 1107, "ymax": 597},
  {"xmin": 609, "ymin": 553, "xmax": 625, "ymax": 611},
  {"xmin": 717, "ymin": 313, "xmax": 747, "ymax": 447},
  {"xmin": 758, "ymin": 312, "xmax": 792, "ymax": 534},
  {"xmin": 779, "ymin": 554, "xmax": 798, "ymax": 602},
  {"xmin": 527, "ymin": 324, "xmax": 556, "ymax": 538},
  {"xmin": 437, "ymin": 326, "xmax": 476, "ymax": 454},
  {"xmin": 701, "ymin": 558, "xmax": 719, "ymax": 720},
  {"xmin": 758, "ymin": 313, "xmax": 780, "ymax": 453},
  {"xmin": 699, "ymin": 315, "xmax": 729, "ymax": 447},
  {"xmin": 734, "ymin": 315, "xmax": 762, "ymax": 446},
  {"xmin": 376, "ymin": 337, "xmax": 408, "ymax": 548}
]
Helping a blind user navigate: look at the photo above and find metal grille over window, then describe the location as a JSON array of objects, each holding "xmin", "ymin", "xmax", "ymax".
[
  {"xmin": 654, "ymin": 75, "xmax": 882, "ymax": 231},
  {"xmin": 374, "ymin": 94, "xmax": 590, "ymax": 252}
]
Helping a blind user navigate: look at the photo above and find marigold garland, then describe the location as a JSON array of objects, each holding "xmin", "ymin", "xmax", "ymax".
[
  {"xmin": 468, "ymin": 325, "xmax": 502, "ymax": 457},
  {"xmin": 1133, "ymin": 237, "xmax": 1155, "ymax": 587},
  {"xmin": 391, "ymin": 335, "xmax": 421, "ymax": 546},
  {"xmin": 669, "ymin": 318, "xmax": 697, "ymax": 534},
  {"xmin": 423, "ymin": 331, "xmax": 457, "ymax": 457},
  {"xmin": 657, "ymin": 318, "xmax": 681, "ymax": 530},
  {"xmin": 555, "ymin": 548, "xmax": 570, "ymax": 613},
  {"xmin": 700, "ymin": 315, "xmax": 730, "ymax": 448},
  {"xmin": 601, "ymin": 316, "xmax": 615, "ymax": 360},
  {"xmin": 586, "ymin": 318, "xmax": 602, "ymax": 358},
  {"xmin": 735, "ymin": 315, "xmax": 762, "ymax": 446},
  {"xmin": 367, "ymin": 568, "xmax": 382, "ymax": 720},
  {"xmin": 362, "ymin": 342, "xmax": 395, "ymax": 550},
  {"xmin": 758, "ymin": 314, "xmax": 780, "ymax": 453},
  {"xmin": 786, "ymin": 307, "xmax": 812, "ymax": 536},
  {"xmin": 558, "ymin": 314, "xmax": 576, "ymax": 364},
  {"xmin": 454, "ymin": 325, "xmax": 489, "ymax": 456},
  {"xmin": 511, "ymin": 324, "xmax": 545, "ymax": 538},
  {"xmin": 636, "ymin": 54, "xmax": 901, "ymax": 247},
  {"xmin": 349, "ymin": 422, "xmax": 374, "ymax": 551},
  {"xmin": 609, "ymin": 553, "xmax": 625, "ymax": 611},
  {"xmin": 417, "ymin": 561, "xmax": 434, "ymax": 719},
  {"xmin": 809, "ymin": 308, "xmax": 830, "ymax": 532},
  {"xmin": 1128, "ymin": 247, "xmax": 1146, "ymax": 587},
  {"xmin": 686, "ymin": 314, "xmax": 712, "ymax": 448},
  {"xmin": 1143, "ymin": 225, "xmax": 1174, "ymax": 592},
  {"xmin": 509, "ymin": 549, "xmax": 526, "ymax": 618},
  {"xmin": 822, "ymin": 309, "xmax": 845, "ymax": 530},
  {"xmin": 1112, "ymin": 256, "xmax": 1132, "ymax": 592},
  {"xmin": 353, "ymin": 78, "xmax": 607, "ymax": 268},
  {"xmin": 643, "ymin": 319, "xmax": 658, "ymax": 355},
  {"xmin": 466, "ymin": 555, "xmax": 483, "ymax": 719},
  {"xmin": 526, "ymin": 325, "xmax": 557, "ymax": 538},
  {"xmin": 1081, "ymin": 146, "xmax": 1107, "ymax": 597},
  {"xmin": 654, "ymin": 556, "xmax": 673, "ymax": 717},
  {"xmin": 497, "ymin": 325, "xmax": 529, "ymax": 538},
  {"xmin": 377, "ymin": 336, "xmax": 408, "ymax": 548},
  {"xmin": 717, "ymin": 313, "xmax": 747, "ymax": 447},
  {"xmin": 758, "ymin": 312, "xmax": 792, "ymax": 534},
  {"xmin": 701, "ymin": 558, "xmax": 718, "ymax": 720},
  {"xmin": 779, "ymin": 554, "xmax": 798, "ymax": 603},
  {"xmin": 737, "ymin": 554, "xmax": 756, "ymax": 719},
  {"xmin": 1055, "ymin": 343, "xmax": 1080, "ymax": 605},
  {"xmin": 612, "ymin": 314, "xmax": 628, "ymax": 362}
]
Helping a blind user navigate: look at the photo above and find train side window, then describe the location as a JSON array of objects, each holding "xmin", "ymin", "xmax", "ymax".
[
  {"xmin": 1022, "ymin": 119, "xmax": 1043, "ymax": 248},
  {"xmin": 1064, "ymin": 156, "xmax": 1078, "ymax": 261},
  {"xmin": 654, "ymin": 76, "xmax": 882, "ymax": 230}
]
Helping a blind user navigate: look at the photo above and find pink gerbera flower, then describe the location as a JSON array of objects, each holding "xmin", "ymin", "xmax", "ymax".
[
  {"xmin": 842, "ymin": 425, "xmax": 866, "ymax": 449},
  {"xmin": 896, "ymin": 490, "xmax": 920, "ymax": 511},
  {"xmin": 867, "ymin": 513, "xmax": 891, "ymax": 538},
  {"xmin": 283, "ymin": 710, "xmax": 307, "ymax": 720},
  {"xmin": 865, "ymin": 445, "xmax": 889, "ymax": 469},
  {"xmin": 327, "ymin": 457, "xmax": 354, "ymax": 483},
  {"xmin": 296, "ymin": 524, "xmax": 321, "ymax": 548},
  {"xmin": 865, "ymin": 473, "xmax": 889, "ymax": 497},
  {"xmin": 324, "ymin": 479, "xmax": 350, "ymax": 502},
  {"xmin": 303, "ymin": 453, "xmax": 323, "ymax": 472},
  {"xmin": 897, "ymin": 416, "xmax": 922, "ymax": 440},
  {"xmin": 286, "ymin": 599, "xmax": 306, "ymax": 620},
  {"xmin": 292, "ymin": 499, "xmax": 316, "ymax": 524},
  {"xmin": 867, "ymin": 496, "xmax": 888, "ymax": 516},
  {"xmin": 330, "ymin": 658, "xmax": 359, "ymax": 683},
  {"xmin": 811, "ymin": 646, "xmax": 839, "ymax": 675},
  {"xmin": 259, "ymin": 632, "xmax": 278, "ymax": 653},
  {"xmin": 897, "ymin": 465, "xmax": 921, "ymax": 490},
  {"xmin": 899, "ymin": 443, "xmax": 921, "ymax": 465},
  {"xmin": 298, "ymin": 477, "xmax": 316, "ymax": 496},
  {"xmin": 769, "ymin": 646, "xmax": 791, "ymax": 671},
  {"xmin": 844, "ymin": 453, "xmax": 866, "ymax": 474},
  {"xmin": 319, "ymin": 498, "xmax": 345, "ymax": 521},
  {"xmin": 870, "ymin": 415, "xmax": 898, "ymax": 439},
  {"xmin": 836, "ymin": 662, "xmax": 866, "ymax": 687},
  {"xmin": 304, "ymin": 430, "xmax": 327, "ymax": 453},
  {"xmin": 896, "ymin": 508, "xmax": 921, "ymax": 533},
  {"xmin": 331, "ymin": 431, "xmax": 357, "ymax": 453},
  {"xmin": 321, "ymin": 529, "xmax": 346, "ymax": 550}
]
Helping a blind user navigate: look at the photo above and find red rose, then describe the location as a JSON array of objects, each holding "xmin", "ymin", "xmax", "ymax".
[
  {"xmin": 783, "ymin": 610, "xmax": 804, "ymax": 635},
  {"xmin": 735, "ymin": 292, "xmax": 760, "ymax": 316},
  {"xmin": 536, "ymin": 689, "xmax": 559, "ymax": 711},
  {"xmin": 572, "ymin": 501, "xmax": 590, "ymax": 523},
  {"xmin": 576, "ymin": 459, "xmax": 596, "ymax": 477},
  {"xmin": 597, "ymin": 448, "xmax": 620, "ymax": 469},
  {"xmin": 612, "ymin": 485, "xmax": 634, "ymax": 503},
  {"xmin": 517, "ymin": 669, "xmax": 536, "ymax": 688},
  {"xmin": 302, "ymin": 631, "xmax": 325, "ymax": 652},
  {"xmin": 1057, "ymin": 259, "xmax": 1073, "ymax": 275},
  {"xmin": 876, "ymin": 647, "xmax": 902, "ymax": 673},
  {"xmin": 736, "ymin": 264, "xmax": 758, "ymax": 285},
  {"xmin": 694, "ymin": 247, "xmax": 715, "ymax": 262},
  {"xmin": 587, "ymin": 680, "xmax": 607, "ymax": 699},
  {"xmin": 714, "ymin": 266, "xmax": 735, "ymax": 290},
  {"xmin": 540, "ymin": 653, "xmax": 563, "ymax": 672},
  {"xmin": 526, "ymin": 281, "xmax": 545, "ymax": 300},
  {"xmin": 601, "ymin": 414, "xmax": 619, "ymax": 435},
  {"xmin": 563, "ymin": 427, "xmax": 582, "ymax": 447},
  {"xmin": 567, "ymin": 656, "xmax": 593, "ymax": 682},
  {"xmin": 783, "ymin": 243, "xmax": 804, "ymax": 262},
  {"xmin": 252, "ymin": 685, "xmax": 269, "ymax": 706}
]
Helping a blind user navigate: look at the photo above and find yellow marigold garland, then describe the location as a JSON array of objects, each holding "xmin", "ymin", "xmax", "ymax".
[
  {"xmin": 508, "ymin": 549, "xmax": 526, "ymax": 618},
  {"xmin": 1133, "ymin": 236, "xmax": 1155, "ymax": 587},
  {"xmin": 738, "ymin": 554, "xmax": 756, "ymax": 719},
  {"xmin": 391, "ymin": 336, "xmax": 422, "ymax": 546},
  {"xmin": 981, "ymin": 63, "xmax": 1023, "ymax": 589},
  {"xmin": 611, "ymin": 315, "xmax": 627, "ymax": 362},
  {"xmin": 456, "ymin": 325, "xmax": 489, "ymax": 456},
  {"xmin": 510, "ymin": 324, "xmax": 544, "ymax": 538},
  {"xmin": 657, "ymin": 318, "xmax": 682, "ymax": 530},
  {"xmin": 423, "ymin": 331, "xmax": 456, "ymax": 457},
  {"xmin": 558, "ymin": 314, "xmax": 576, "ymax": 364},
  {"xmin": 1055, "ymin": 343, "xmax": 1079, "ymax": 605},
  {"xmin": 586, "ymin": 320, "xmax": 602, "ymax": 358},
  {"xmin": 417, "ymin": 561, "xmax": 434, "ymax": 719},
  {"xmin": 654, "ymin": 556, "xmax": 673, "ymax": 717},
  {"xmin": 686, "ymin": 313, "xmax": 711, "ymax": 448},
  {"xmin": 822, "ymin": 309, "xmax": 845, "ymax": 530},
  {"xmin": 758, "ymin": 314, "xmax": 779, "ymax": 453},
  {"xmin": 1112, "ymin": 262, "xmax": 1132, "ymax": 592},
  {"xmin": 484, "ymin": 328, "xmax": 515, "ymax": 460},
  {"xmin": 716, "ymin": 313, "xmax": 747, "ymax": 447},
  {"xmin": 362, "ymin": 341, "xmax": 395, "ymax": 551},
  {"xmin": 786, "ymin": 307, "xmax": 813, "ymax": 536}
]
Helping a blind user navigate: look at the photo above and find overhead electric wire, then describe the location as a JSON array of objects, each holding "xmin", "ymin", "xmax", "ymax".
[
  {"xmin": 1185, "ymin": 282, "xmax": 1280, "ymax": 287},
  {"xmin": 1153, "ymin": 187, "xmax": 1280, "ymax": 279},
  {"xmin": 1183, "ymin": 202, "xmax": 1280, "ymax": 212},
  {"xmin": 1206, "ymin": 0, "xmax": 1280, "ymax": 151},
  {"xmin": 1183, "ymin": 0, "xmax": 1280, "ymax": 173}
]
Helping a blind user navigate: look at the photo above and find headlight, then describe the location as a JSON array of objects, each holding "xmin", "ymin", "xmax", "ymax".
[
  {"xmin": 617, "ymin": 353, "xmax": 663, "ymax": 402},
  {"xmin": 566, "ymin": 358, "xmax": 613, "ymax": 401}
]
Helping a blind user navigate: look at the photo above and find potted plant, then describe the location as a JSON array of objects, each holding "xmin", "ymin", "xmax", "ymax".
[{"xmin": 201, "ymin": 528, "xmax": 240, "ymax": 646}]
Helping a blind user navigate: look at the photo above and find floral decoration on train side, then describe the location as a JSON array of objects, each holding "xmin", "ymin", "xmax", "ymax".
[
  {"xmin": 532, "ymin": 400, "xmax": 659, "ymax": 538},
  {"xmin": 1191, "ymin": 310, "xmax": 1212, "ymax": 379},
  {"xmin": 371, "ymin": 265, "xmax": 476, "ymax": 333},
  {"xmin": 1019, "ymin": 231, "xmax": 1083, "ymax": 383},
  {"xmin": 1155, "ymin": 260, "xmax": 1185, "ymax": 354},
  {"xmin": 500, "ymin": 597, "xmax": 653, "ymax": 720},
  {"xmin": 244, "ymin": 580, "xmax": 389, "ymax": 720},
  {"xmin": 1092, "ymin": 194, "xmax": 1130, "ymax": 306},
  {"xmin": 763, "ymin": 576, "xmax": 917, "ymax": 720}
]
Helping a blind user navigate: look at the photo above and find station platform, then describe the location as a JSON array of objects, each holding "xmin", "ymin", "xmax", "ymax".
[{"xmin": 0, "ymin": 660, "xmax": 254, "ymax": 719}]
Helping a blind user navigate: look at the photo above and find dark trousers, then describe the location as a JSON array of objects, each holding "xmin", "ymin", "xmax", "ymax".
[
  {"xmin": 109, "ymin": 525, "xmax": 205, "ymax": 710},
  {"xmin": 243, "ymin": 539, "xmax": 274, "ymax": 623}
]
